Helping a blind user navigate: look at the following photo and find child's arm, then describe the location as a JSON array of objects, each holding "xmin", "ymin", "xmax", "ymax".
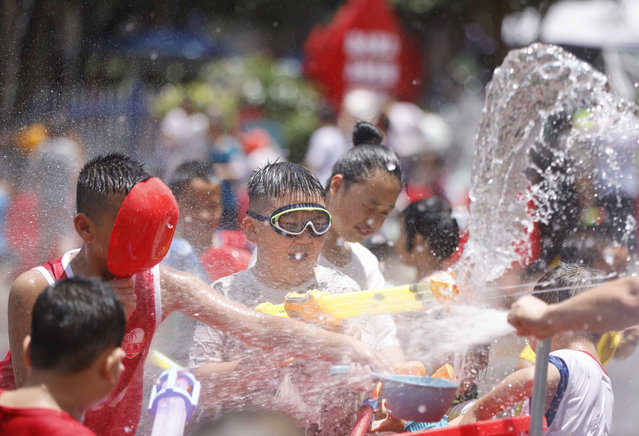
[
  {"xmin": 456, "ymin": 363, "xmax": 560, "ymax": 424},
  {"xmin": 193, "ymin": 358, "xmax": 280, "ymax": 404},
  {"xmin": 159, "ymin": 265, "xmax": 387, "ymax": 370},
  {"xmin": 7, "ymin": 270, "xmax": 50, "ymax": 386},
  {"xmin": 509, "ymin": 276, "xmax": 639, "ymax": 338}
]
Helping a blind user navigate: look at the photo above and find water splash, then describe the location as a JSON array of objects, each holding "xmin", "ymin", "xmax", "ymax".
[{"xmin": 455, "ymin": 43, "xmax": 639, "ymax": 294}]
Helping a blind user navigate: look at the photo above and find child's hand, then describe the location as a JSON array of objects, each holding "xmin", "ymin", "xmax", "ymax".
[
  {"xmin": 345, "ymin": 363, "xmax": 377, "ymax": 393},
  {"xmin": 344, "ymin": 322, "xmax": 362, "ymax": 341},
  {"xmin": 508, "ymin": 295, "xmax": 553, "ymax": 338},
  {"xmin": 344, "ymin": 337, "xmax": 390, "ymax": 373},
  {"xmin": 109, "ymin": 278, "xmax": 137, "ymax": 320},
  {"xmin": 370, "ymin": 399, "xmax": 406, "ymax": 432},
  {"xmin": 615, "ymin": 325, "xmax": 639, "ymax": 359}
]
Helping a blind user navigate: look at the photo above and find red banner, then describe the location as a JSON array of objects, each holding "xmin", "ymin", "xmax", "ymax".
[{"xmin": 304, "ymin": 0, "xmax": 423, "ymax": 107}]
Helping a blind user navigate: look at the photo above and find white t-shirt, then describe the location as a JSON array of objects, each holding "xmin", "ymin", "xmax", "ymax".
[
  {"xmin": 318, "ymin": 242, "xmax": 401, "ymax": 352},
  {"xmin": 189, "ymin": 265, "xmax": 361, "ymax": 434},
  {"xmin": 545, "ymin": 349, "xmax": 613, "ymax": 436}
]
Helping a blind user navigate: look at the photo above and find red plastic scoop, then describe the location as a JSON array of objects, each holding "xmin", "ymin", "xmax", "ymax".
[{"xmin": 107, "ymin": 177, "xmax": 179, "ymax": 277}]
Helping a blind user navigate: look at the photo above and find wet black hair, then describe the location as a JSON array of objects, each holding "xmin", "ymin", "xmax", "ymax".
[
  {"xmin": 352, "ymin": 121, "xmax": 383, "ymax": 147},
  {"xmin": 327, "ymin": 122, "xmax": 402, "ymax": 191},
  {"xmin": 169, "ymin": 161, "xmax": 221, "ymax": 199},
  {"xmin": 525, "ymin": 111, "xmax": 580, "ymax": 272},
  {"xmin": 532, "ymin": 262, "xmax": 599, "ymax": 305},
  {"xmin": 29, "ymin": 277, "xmax": 125, "ymax": 372},
  {"xmin": 248, "ymin": 162, "xmax": 325, "ymax": 211},
  {"xmin": 402, "ymin": 198, "xmax": 459, "ymax": 260},
  {"xmin": 76, "ymin": 153, "xmax": 149, "ymax": 219}
]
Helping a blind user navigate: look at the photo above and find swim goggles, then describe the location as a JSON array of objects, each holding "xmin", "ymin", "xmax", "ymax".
[{"xmin": 247, "ymin": 203, "xmax": 332, "ymax": 237}]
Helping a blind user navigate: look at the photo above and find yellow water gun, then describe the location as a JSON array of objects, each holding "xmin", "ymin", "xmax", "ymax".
[{"xmin": 256, "ymin": 271, "xmax": 458, "ymax": 326}]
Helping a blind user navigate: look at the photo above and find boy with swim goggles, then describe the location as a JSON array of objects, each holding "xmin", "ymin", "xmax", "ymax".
[{"xmin": 247, "ymin": 203, "xmax": 332, "ymax": 237}]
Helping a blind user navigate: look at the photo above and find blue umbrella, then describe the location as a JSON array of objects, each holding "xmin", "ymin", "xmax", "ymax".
[{"xmin": 110, "ymin": 27, "xmax": 229, "ymax": 60}]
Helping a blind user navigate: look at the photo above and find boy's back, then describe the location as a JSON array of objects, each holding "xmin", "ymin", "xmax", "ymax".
[
  {"xmin": 545, "ymin": 349, "xmax": 613, "ymax": 436},
  {"xmin": 0, "ymin": 391, "xmax": 95, "ymax": 435}
]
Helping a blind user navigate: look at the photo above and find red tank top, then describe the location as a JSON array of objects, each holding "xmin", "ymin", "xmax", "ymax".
[{"xmin": 0, "ymin": 250, "xmax": 162, "ymax": 436}]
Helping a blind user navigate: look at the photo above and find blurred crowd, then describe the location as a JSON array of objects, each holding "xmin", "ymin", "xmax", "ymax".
[{"xmin": 0, "ymin": 87, "xmax": 474, "ymax": 284}]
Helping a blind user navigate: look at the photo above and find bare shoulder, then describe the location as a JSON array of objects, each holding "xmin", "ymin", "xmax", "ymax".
[{"xmin": 9, "ymin": 269, "xmax": 49, "ymax": 309}]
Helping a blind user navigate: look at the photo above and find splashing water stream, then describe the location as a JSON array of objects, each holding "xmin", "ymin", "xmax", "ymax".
[
  {"xmin": 456, "ymin": 43, "xmax": 639, "ymax": 293},
  {"xmin": 401, "ymin": 43, "xmax": 639, "ymax": 373}
]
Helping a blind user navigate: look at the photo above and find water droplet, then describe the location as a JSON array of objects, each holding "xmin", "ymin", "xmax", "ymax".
[
  {"xmin": 386, "ymin": 162, "xmax": 397, "ymax": 171},
  {"xmin": 418, "ymin": 404, "xmax": 427, "ymax": 413},
  {"xmin": 416, "ymin": 245, "xmax": 424, "ymax": 252},
  {"xmin": 366, "ymin": 218, "xmax": 374, "ymax": 226},
  {"xmin": 184, "ymin": 215, "xmax": 193, "ymax": 223},
  {"xmin": 150, "ymin": 52, "xmax": 158, "ymax": 61},
  {"xmin": 124, "ymin": 426, "xmax": 133, "ymax": 433},
  {"xmin": 167, "ymin": 223, "xmax": 174, "ymax": 229},
  {"xmin": 634, "ymin": 82, "xmax": 638, "ymax": 88},
  {"xmin": 337, "ymin": 237, "xmax": 346, "ymax": 247}
]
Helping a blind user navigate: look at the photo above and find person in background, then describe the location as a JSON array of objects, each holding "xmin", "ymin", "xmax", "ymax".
[
  {"xmin": 320, "ymin": 121, "xmax": 405, "ymax": 368},
  {"xmin": 304, "ymin": 89, "xmax": 383, "ymax": 186},
  {"xmin": 164, "ymin": 160, "xmax": 251, "ymax": 283},
  {"xmin": 157, "ymin": 161, "xmax": 251, "ymax": 366},
  {"xmin": 204, "ymin": 106, "xmax": 248, "ymax": 230},
  {"xmin": 157, "ymin": 98, "xmax": 209, "ymax": 178},
  {"xmin": 396, "ymin": 198, "xmax": 460, "ymax": 281}
]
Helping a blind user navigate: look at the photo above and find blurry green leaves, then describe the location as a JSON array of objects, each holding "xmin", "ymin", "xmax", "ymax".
[{"xmin": 151, "ymin": 55, "xmax": 324, "ymax": 162}]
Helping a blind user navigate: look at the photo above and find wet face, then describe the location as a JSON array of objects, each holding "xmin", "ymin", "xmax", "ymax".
[
  {"xmin": 328, "ymin": 170, "xmax": 401, "ymax": 243},
  {"xmin": 177, "ymin": 178, "xmax": 222, "ymax": 249},
  {"xmin": 245, "ymin": 194, "xmax": 326, "ymax": 285}
]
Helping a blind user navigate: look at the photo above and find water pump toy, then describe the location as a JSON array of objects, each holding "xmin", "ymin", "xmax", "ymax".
[
  {"xmin": 256, "ymin": 271, "xmax": 458, "ymax": 326},
  {"xmin": 148, "ymin": 366, "xmax": 200, "ymax": 436},
  {"xmin": 107, "ymin": 177, "xmax": 179, "ymax": 277}
]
